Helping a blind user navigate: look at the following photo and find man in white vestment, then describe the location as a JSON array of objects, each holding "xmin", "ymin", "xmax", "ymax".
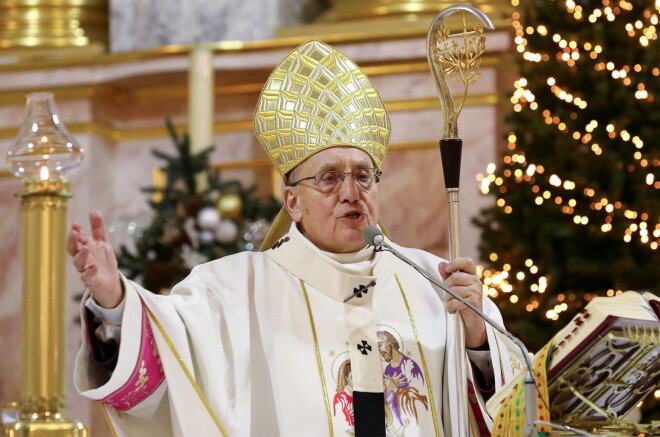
[{"xmin": 70, "ymin": 40, "xmax": 524, "ymax": 437}]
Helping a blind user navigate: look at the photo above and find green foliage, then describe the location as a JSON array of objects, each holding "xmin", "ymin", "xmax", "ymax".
[
  {"xmin": 117, "ymin": 119, "xmax": 281, "ymax": 292},
  {"xmin": 474, "ymin": 0, "xmax": 659, "ymax": 352}
]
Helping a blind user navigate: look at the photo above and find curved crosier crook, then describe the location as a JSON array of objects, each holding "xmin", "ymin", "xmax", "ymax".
[{"xmin": 426, "ymin": 5, "xmax": 494, "ymax": 139}]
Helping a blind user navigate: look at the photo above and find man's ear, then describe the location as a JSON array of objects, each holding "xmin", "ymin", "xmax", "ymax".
[{"xmin": 283, "ymin": 186, "xmax": 303, "ymax": 222}]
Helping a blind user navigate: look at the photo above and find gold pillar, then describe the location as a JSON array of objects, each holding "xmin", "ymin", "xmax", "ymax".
[
  {"xmin": 3, "ymin": 179, "xmax": 87, "ymax": 437},
  {"xmin": 0, "ymin": 0, "xmax": 108, "ymax": 50},
  {"xmin": 319, "ymin": 0, "xmax": 512, "ymax": 23}
]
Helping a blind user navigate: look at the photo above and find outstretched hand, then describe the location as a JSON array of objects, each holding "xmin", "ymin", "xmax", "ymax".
[
  {"xmin": 68, "ymin": 210, "xmax": 123, "ymax": 309},
  {"xmin": 438, "ymin": 257, "xmax": 487, "ymax": 349}
]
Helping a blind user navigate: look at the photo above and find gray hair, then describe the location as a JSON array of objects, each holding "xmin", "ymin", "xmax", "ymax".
[{"xmin": 286, "ymin": 164, "xmax": 302, "ymax": 186}]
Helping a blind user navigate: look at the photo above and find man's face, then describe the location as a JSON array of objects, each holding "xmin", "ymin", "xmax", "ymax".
[
  {"xmin": 283, "ymin": 147, "xmax": 380, "ymax": 253},
  {"xmin": 379, "ymin": 340, "xmax": 393, "ymax": 363}
]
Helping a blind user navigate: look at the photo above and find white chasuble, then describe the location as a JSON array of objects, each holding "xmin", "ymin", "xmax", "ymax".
[{"xmin": 74, "ymin": 224, "xmax": 524, "ymax": 437}]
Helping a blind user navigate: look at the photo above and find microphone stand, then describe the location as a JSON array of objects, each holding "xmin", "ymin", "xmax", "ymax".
[{"xmin": 366, "ymin": 232, "xmax": 599, "ymax": 437}]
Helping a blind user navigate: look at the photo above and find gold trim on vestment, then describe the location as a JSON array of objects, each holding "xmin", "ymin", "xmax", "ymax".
[
  {"xmin": 299, "ymin": 279, "xmax": 335, "ymax": 437},
  {"xmin": 143, "ymin": 304, "xmax": 229, "ymax": 437},
  {"xmin": 492, "ymin": 330, "xmax": 506, "ymax": 385},
  {"xmin": 394, "ymin": 274, "xmax": 442, "ymax": 437}
]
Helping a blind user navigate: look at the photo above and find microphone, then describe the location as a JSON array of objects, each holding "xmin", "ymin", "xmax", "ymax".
[
  {"xmin": 362, "ymin": 226, "xmax": 384, "ymax": 247},
  {"xmin": 361, "ymin": 226, "xmax": 596, "ymax": 437}
]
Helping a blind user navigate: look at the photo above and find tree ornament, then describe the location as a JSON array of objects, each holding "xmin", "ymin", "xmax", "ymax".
[
  {"xmin": 241, "ymin": 218, "xmax": 270, "ymax": 251},
  {"xmin": 199, "ymin": 230, "xmax": 215, "ymax": 245},
  {"xmin": 218, "ymin": 193, "xmax": 243, "ymax": 219},
  {"xmin": 197, "ymin": 207, "xmax": 221, "ymax": 231},
  {"xmin": 216, "ymin": 219, "xmax": 239, "ymax": 244}
]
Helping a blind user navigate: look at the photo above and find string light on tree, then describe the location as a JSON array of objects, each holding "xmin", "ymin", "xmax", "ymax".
[{"xmin": 473, "ymin": 0, "xmax": 659, "ymax": 373}]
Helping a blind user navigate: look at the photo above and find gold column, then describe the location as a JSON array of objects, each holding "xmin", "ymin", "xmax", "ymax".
[
  {"xmin": 3, "ymin": 179, "xmax": 87, "ymax": 437},
  {"xmin": 0, "ymin": 0, "xmax": 108, "ymax": 50},
  {"xmin": 319, "ymin": 0, "xmax": 512, "ymax": 23}
]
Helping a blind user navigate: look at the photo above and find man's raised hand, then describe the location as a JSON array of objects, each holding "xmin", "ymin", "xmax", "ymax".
[{"xmin": 67, "ymin": 210, "xmax": 123, "ymax": 308}]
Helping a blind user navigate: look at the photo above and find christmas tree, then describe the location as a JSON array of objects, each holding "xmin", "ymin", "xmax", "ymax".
[
  {"xmin": 117, "ymin": 120, "xmax": 281, "ymax": 293},
  {"xmin": 474, "ymin": 0, "xmax": 659, "ymax": 352}
]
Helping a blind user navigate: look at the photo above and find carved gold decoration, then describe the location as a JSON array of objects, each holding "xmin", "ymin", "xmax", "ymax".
[
  {"xmin": 254, "ymin": 40, "xmax": 390, "ymax": 177},
  {"xmin": 318, "ymin": 0, "xmax": 512, "ymax": 23},
  {"xmin": 427, "ymin": 5, "xmax": 494, "ymax": 139},
  {"xmin": 433, "ymin": 20, "xmax": 485, "ymax": 114},
  {"xmin": 0, "ymin": 0, "xmax": 108, "ymax": 50},
  {"xmin": 17, "ymin": 395, "xmax": 67, "ymax": 416},
  {"xmin": 20, "ymin": 179, "xmax": 71, "ymax": 197}
]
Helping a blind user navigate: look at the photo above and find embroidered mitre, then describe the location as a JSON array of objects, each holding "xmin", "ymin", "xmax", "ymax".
[{"xmin": 254, "ymin": 40, "xmax": 391, "ymax": 179}]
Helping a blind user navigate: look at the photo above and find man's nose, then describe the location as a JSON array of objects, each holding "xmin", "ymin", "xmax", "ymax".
[{"xmin": 338, "ymin": 173, "xmax": 359, "ymax": 202}]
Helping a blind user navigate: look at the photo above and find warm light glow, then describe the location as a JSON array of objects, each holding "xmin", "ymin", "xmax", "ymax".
[{"xmin": 39, "ymin": 166, "xmax": 49, "ymax": 181}]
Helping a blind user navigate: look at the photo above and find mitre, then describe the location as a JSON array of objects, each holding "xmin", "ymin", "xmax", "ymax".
[{"xmin": 254, "ymin": 40, "xmax": 391, "ymax": 180}]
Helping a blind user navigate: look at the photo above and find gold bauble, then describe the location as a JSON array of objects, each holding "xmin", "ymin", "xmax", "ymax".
[{"xmin": 218, "ymin": 193, "xmax": 243, "ymax": 220}]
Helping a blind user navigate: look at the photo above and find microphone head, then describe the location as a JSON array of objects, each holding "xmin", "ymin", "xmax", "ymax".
[{"xmin": 362, "ymin": 226, "xmax": 384, "ymax": 246}]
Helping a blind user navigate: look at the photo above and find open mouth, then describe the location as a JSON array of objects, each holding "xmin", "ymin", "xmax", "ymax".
[{"xmin": 343, "ymin": 212, "xmax": 361, "ymax": 219}]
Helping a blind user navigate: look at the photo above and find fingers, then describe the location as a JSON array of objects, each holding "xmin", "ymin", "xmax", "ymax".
[
  {"xmin": 441, "ymin": 257, "xmax": 477, "ymax": 276},
  {"xmin": 442, "ymin": 271, "xmax": 475, "ymax": 289},
  {"xmin": 67, "ymin": 220, "xmax": 94, "ymax": 257},
  {"xmin": 72, "ymin": 245, "xmax": 93, "ymax": 273},
  {"xmin": 438, "ymin": 257, "xmax": 477, "ymax": 283},
  {"xmin": 89, "ymin": 210, "xmax": 109, "ymax": 242},
  {"xmin": 101, "ymin": 240, "xmax": 119, "ymax": 269},
  {"xmin": 443, "ymin": 270, "xmax": 483, "ymax": 315},
  {"xmin": 67, "ymin": 224, "xmax": 80, "ymax": 256},
  {"xmin": 438, "ymin": 262, "xmax": 450, "ymax": 281},
  {"xmin": 446, "ymin": 291, "xmax": 481, "ymax": 314}
]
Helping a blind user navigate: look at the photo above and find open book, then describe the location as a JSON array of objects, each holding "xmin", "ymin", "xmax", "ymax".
[{"xmin": 488, "ymin": 290, "xmax": 660, "ymax": 428}]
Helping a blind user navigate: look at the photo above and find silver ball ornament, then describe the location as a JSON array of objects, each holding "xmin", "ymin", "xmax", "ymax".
[{"xmin": 197, "ymin": 207, "xmax": 221, "ymax": 231}]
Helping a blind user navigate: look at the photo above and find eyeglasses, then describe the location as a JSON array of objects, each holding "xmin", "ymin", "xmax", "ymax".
[{"xmin": 288, "ymin": 168, "xmax": 382, "ymax": 193}]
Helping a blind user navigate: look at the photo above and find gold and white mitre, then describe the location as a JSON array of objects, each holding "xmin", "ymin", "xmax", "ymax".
[{"xmin": 254, "ymin": 40, "xmax": 391, "ymax": 179}]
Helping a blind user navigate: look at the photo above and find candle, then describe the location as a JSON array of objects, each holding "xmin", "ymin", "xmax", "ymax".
[{"xmin": 188, "ymin": 47, "xmax": 214, "ymax": 154}]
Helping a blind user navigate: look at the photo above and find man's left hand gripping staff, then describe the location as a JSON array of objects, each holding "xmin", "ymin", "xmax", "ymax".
[{"xmin": 439, "ymin": 257, "xmax": 487, "ymax": 349}]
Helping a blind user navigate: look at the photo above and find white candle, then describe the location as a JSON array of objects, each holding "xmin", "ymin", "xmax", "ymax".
[{"xmin": 188, "ymin": 47, "xmax": 214, "ymax": 154}]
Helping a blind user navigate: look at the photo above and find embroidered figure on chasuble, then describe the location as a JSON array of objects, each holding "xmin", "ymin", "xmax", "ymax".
[
  {"xmin": 377, "ymin": 329, "xmax": 429, "ymax": 434},
  {"xmin": 332, "ymin": 358, "xmax": 355, "ymax": 427},
  {"xmin": 69, "ymin": 40, "xmax": 526, "ymax": 437}
]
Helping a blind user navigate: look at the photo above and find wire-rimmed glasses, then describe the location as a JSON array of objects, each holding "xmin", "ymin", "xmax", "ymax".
[{"xmin": 288, "ymin": 168, "xmax": 382, "ymax": 193}]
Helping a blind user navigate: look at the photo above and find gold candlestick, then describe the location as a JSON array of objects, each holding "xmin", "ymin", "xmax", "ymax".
[{"xmin": 2, "ymin": 93, "xmax": 87, "ymax": 437}]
